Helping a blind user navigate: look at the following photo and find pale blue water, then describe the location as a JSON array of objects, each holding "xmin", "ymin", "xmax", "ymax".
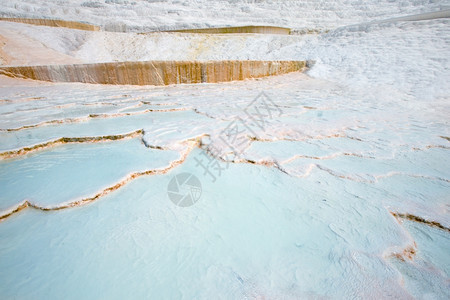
[
  {"xmin": 0, "ymin": 138, "xmax": 179, "ymax": 210},
  {"xmin": 0, "ymin": 149, "xmax": 416, "ymax": 299},
  {"xmin": 0, "ymin": 19, "xmax": 449, "ymax": 298}
]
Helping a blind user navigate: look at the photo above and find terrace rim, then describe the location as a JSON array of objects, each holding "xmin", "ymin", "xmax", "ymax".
[{"xmin": 0, "ymin": 60, "xmax": 308, "ymax": 86}]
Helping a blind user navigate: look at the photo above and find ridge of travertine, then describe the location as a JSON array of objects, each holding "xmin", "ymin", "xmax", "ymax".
[
  {"xmin": 0, "ymin": 17, "xmax": 100, "ymax": 31},
  {"xmin": 0, "ymin": 60, "xmax": 308, "ymax": 85}
]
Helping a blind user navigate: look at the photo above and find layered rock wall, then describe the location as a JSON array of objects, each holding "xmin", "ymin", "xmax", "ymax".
[
  {"xmin": 0, "ymin": 60, "xmax": 306, "ymax": 85},
  {"xmin": 168, "ymin": 26, "xmax": 290, "ymax": 35},
  {"xmin": 0, "ymin": 17, "xmax": 100, "ymax": 31}
]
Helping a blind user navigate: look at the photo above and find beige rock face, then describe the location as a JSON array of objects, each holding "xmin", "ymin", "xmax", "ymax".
[
  {"xmin": 0, "ymin": 18, "xmax": 100, "ymax": 31},
  {"xmin": 0, "ymin": 60, "xmax": 307, "ymax": 85},
  {"xmin": 0, "ymin": 34, "xmax": 12, "ymax": 65},
  {"xmin": 0, "ymin": 29, "xmax": 84, "ymax": 67},
  {"xmin": 167, "ymin": 26, "xmax": 291, "ymax": 35}
]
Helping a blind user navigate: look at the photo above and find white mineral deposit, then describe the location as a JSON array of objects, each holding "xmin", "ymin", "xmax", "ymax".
[{"xmin": 0, "ymin": 1, "xmax": 449, "ymax": 299}]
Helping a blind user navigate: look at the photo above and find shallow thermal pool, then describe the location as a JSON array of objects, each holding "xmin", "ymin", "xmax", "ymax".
[{"xmin": 0, "ymin": 18, "xmax": 449, "ymax": 298}]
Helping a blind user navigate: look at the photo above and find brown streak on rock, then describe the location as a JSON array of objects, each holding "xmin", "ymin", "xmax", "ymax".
[
  {"xmin": 0, "ymin": 17, "xmax": 100, "ymax": 31},
  {"xmin": 166, "ymin": 25, "xmax": 290, "ymax": 35},
  {"xmin": 2, "ymin": 107, "xmax": 187, "ymax": 132},
  {"xmin": 391, "ymin": 212, "xmax": 450, "ymax": 233},
  {"xmin": 391, "ymin": 243, "xmax": 417, "ymax": 261},
  {"xmin": 0, "ymin": 60, "xmax": 308, "ymax": 86}
]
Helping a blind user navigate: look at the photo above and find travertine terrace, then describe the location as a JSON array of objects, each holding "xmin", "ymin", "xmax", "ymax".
[
  {"xmin": 0, "ymin": 17, "xmax": 100, "ymax": 31},
  {"xmin": 0, "ymin": 1, "xmax": 449, "ymax": 299},
  {"xmin": 167, "ymin": 25, "xmax": 290, "ymax": 34},
  {"xmin": 0, "ymin": 60, "xmax": 307, "ymax": 85}
]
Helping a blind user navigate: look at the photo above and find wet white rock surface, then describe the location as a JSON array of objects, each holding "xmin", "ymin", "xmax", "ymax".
[{"xmin": 0, "ymin": 2, "xmax": 449, "ymax": 298}]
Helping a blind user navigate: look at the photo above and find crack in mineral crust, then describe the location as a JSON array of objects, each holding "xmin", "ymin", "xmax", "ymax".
[
  {"xmin": 1, "ymin": 107, "xmax": 188, "ymax": 132},
  {"xmin": 315, "ymin": 165, "xmax": 450, "ymax": 184},
  {"xmin": 281, "ymin": 152, "xmax": 374, "ymax": 164},
  {"xmin": 391, "ymin": 212, "xmax": 450, "ymax": 233},
  {"xmin": 192, "ymin": 108, "xmax": 229, "ymax": 121}
]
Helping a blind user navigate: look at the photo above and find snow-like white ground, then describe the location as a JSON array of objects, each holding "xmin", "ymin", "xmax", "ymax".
[
  {"xmin": 1, "ymin": 0, "xmax": 450, "ymax": 31},
  {"xmin": 0, "ymin": 1, "xmax": 449, "ymax": 299}
]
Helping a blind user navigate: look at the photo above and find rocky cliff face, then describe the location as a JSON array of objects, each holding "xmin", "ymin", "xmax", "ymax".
[
  {"xmin": 0, "ymin": 60, "xmax": 307, "ymax": 85},
  {"xmin": 0, "ymin": 17, "xmax": 100, "ymax": 31}
]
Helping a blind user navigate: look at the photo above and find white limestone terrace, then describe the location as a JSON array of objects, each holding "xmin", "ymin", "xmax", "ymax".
[
  {"xmin": 0, "ymin": 1, "xmax": 449, "ymax": 298},
  {"xmin": 0, "ymin": 69, "xmax": 449, "ymax": 298},
  {"xmin": 0, "ymin": 0, "xmax": 449, "ymax": 32}
]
